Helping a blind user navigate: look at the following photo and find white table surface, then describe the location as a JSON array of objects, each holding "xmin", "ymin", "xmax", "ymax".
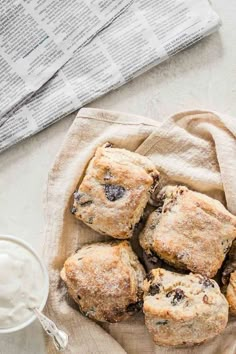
[{"xmin": 0, "ymin": 1, "xmax": 235, "ymax": 353}]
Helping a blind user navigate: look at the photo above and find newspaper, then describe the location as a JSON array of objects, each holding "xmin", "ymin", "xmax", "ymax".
[
  {"xmin": 0, "ymin": 0, "xmax": 133, "ymax": 119},
  {"xmin": 0, "ymin": 0, "xmax": 221, "ymax": 153}
]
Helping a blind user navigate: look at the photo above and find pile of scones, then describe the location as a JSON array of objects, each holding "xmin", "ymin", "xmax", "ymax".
[{"xmin": 61, "ymin": 143, "xmax": 236, "ymax": 347}]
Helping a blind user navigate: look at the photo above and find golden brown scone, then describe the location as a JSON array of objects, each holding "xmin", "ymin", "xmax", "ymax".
[
  {"xmin": 61, "ymin": 241, "xmax": 146, "ymax": 322},
  {"xmin": 140, "ymin": 185, "xmax": 236, "ymax": 278},
  {"xmin": 71, "ymin": 143, "xmax": 159, "ymax": 239},
  {"xmin": 143, "ymin": 268, "xmax": 229, "ymax": 347},
  {"xmin": 226, "ymin": 271, "xmax": 236, "ymax": 315},
  {"xmin": 222, "ymin": 240, "xmax": 236, "ymax": 315}
]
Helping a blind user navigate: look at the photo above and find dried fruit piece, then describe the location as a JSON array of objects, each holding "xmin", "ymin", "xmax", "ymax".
[
  {"xmin": 166, "ymin": 288, "xmax": 185, "ymax": 306},
  {"xmin": 71, "ymin": 207, "xmax": 77, "ymax": 214},
  {"xmin": 199, "ymin": 277, "xmax": 214, "ymax": 288},
  {"xmin": 146, "ymin": 272, "xmax": 154, "ymax": 282},
  {"xmin": 73, "ymin": 191, "xmax": 82, "ymax": 201},
  {"xmin": 104, "ymin": 184, "xmax": 126, "ymax": 201},
  {"xmin": 149, "ymin": 284, "xmax": 161, "ymax": 296},
  {"xmin": 73, "ymin": 192, "xmax": 93, "ymax": 206},
  {"xmin": 203, "ymin": 295, "xmax": 209, "ymax": 304}
]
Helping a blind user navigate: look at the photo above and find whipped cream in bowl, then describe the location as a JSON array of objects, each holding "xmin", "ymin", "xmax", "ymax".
[{"xmin": 0, "ymin": 235, "xmax": 49, "ymax": 333}]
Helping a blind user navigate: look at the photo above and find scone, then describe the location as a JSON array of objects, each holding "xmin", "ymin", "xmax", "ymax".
[
  {"xmin": 143, "ymin": 268, "xmax": 228, "ymax": 347},
  {"xmin": 61, "ymin": 241, "xmax": 146, "ymax": 322},
  {"xmin": 71, "ymin": 143, "xmax": 159, "ymax": 239},
  {"xmin": 226, "ymin": 271, "xmax": 236, "ymax": 315},
  {"xmin": 222, "ymin": 240, "xmax": 236, "ymax": 315},
  {"xmin": 140, "ymin": 185, "xmax": 236, "ymax": 278}
]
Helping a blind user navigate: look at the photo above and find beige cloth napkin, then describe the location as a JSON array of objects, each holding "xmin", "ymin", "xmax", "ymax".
[{"xmin": 43, "ymin": 108, "xmax": 236, "ymax": 354}]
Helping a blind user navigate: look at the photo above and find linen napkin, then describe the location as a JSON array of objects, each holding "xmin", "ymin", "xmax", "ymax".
[{"xmin": 43, "ymin": 108, "xmax": 236, "ymax": 354}]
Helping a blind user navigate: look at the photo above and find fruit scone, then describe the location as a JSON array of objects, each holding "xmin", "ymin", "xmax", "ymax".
[
  {"xmin": 143, "ymin": 268, "xmax": 228, "ymax": 347},
  {"xmin": 222, "ymin": 240, "xmax": 236, "ymax": 315},
  {"xmin": 61, "ymin": 241, "xmax": 145, "ymax": 322},
  {"xmin": 140, "ymin": 185, "xmax": 236, "ymax": 278},
  {"xmin": 71, "ymin": 143, "xmax": 159, "ymax": 239}
]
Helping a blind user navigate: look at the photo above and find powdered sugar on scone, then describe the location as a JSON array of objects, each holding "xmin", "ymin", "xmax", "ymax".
[{"xmin": 143, "ymin": 268, "xmax": 228, "ymax": 346}]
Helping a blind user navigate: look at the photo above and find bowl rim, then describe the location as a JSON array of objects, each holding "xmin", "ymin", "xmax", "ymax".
[{"xmin": 0, "ymin": 234, "xmax": 49, "ymax": 334}]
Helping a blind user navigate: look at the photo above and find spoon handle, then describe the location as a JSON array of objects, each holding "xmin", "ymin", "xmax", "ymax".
[{"xmin": 33, "ymin": 308, "xmax": 68, "ymax": 352}]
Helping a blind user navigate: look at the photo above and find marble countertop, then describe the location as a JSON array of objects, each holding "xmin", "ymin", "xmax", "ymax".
[{"xmin": 0, "ymin": 1, "xmax": 235, "ymax": 353}]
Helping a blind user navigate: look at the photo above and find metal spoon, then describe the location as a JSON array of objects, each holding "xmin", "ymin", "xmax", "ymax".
[{"xmin": 32, "ymin": 307, "xmax": 68, "ymax": 351}]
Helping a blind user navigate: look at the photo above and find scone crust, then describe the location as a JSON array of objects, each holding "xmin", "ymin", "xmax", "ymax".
[
  {"xmin": 61, "ymin": 241, "xmax": 146, "ymax": 322},
  {"xmin": 140, "ymin": 185, "xmax": 236, "ymax": 277},
  {"xmin": 143, "ymin": 268, "xmax": 228, "ymax": 347},
  {"xmin": 72, "ymin": 144, "xmax": 159, "ymax": 239},
  {"xmin": 226, "ymin": 271, "xmax": 236, "ymax": 315}
]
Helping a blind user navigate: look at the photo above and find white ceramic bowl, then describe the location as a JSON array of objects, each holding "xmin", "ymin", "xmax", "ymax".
[{"xmin": 0, "ymin": 234, "xmax": 49, "ymax": 334}]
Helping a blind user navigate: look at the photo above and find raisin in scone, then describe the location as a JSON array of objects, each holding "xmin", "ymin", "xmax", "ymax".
[
  {"xmin": 143, "ymin": 268, "xmax": 228, "ymax": 347},
  {"xmin": 140, "ymin": 185, "xmax": 236, "ymax": 278},
  {"xmin": 222, "ymin": 240, "xmax": 236, "ymax": 315},
  {"xmin": 71, "ymin": 143, "xmax": 159, "ymax": 239},
  {"xmin": 61, "ymin": 241, "xmax": 145, "ymax": 322}
]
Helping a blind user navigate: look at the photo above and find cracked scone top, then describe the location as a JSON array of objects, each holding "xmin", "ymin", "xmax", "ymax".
[
  {"xmin": 143, "ymin": 268, "xmax": 228, "ymax": 347},
  {"xmin": 61, "ymin": 241, "xmax": 145, "ymax": 322},
  {"xmin": 140, "ymin": 185, "xmax": 236, "ymax": 278},
  {"xmin": 71, "ymin": 143, "xmax": 159, "ymax": 239}
]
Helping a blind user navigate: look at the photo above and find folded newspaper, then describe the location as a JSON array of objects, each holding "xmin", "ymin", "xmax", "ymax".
[
  {"xmin": 0, "ymin": 0, "xmax": 132, "ymax": 119},
  {"xmin": 0, "ymin": 0, "xmax": 221, "ymax": 153}
]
